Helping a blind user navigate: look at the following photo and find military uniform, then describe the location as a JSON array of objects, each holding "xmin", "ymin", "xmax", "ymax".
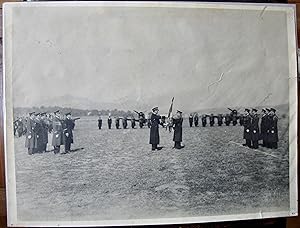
[
  {"xmin": 267, "ymin": 109, "xmax": 278, "ymax": 149},
  {"xmin": 149, "ymin": 107, "xmax": 161, "ymax": 150},
  {"xmin": 64, "ymin": 114, "xmax": 75, "ymax": 153},
  {"xmin": 188, "ymin": 114, "xmax": 193, "ymax": 127},
  {"xmin": 209, "ymin": 114, "xmax": 215, "ymax": 127},
  {"xmin": 225, "ymin": 114, "xmax": 231, "ymax": 126},
  {"xmin": 201, "ymin": 115, "xmax": 207, "ymax": 127},
  {"xmin": 122, "ymin": 118, "xmax": 128, "ymax": 129},
  {"xmin": 108, "ymin": 117, "xmax": 112, "ymax": 129},
  {"xmin": 260, "ymin": 110, "xmax": 268, "ymax": 147},
  {"xmin": 250, "ymin": 110, "xmax": 260, "ymax": 149},
  {"xmin": 115, "ymin": 118, "xmax": 120, "ymax": 129},
  {"xmin": 217, "ymin": 114, "xmax": 223, "ymax": 126},
  {"xmin": 243, "ymin": 110, "xmax": 252, "ymax": 148},
  {"xmin": 52, "ymin": 112, "xmax": 64, "ymax": 154},
  {"xmin": 98, "ymin": 117, "xmax": 102, "ymax": 129},
  {"xmin": 194, "ymin": 114, "xmax": 199, "ymax": 127},
  {"xmin": 25, "ymin": 113, "xmax": 37, "ymax": 155},
  {"xmin": 172, "ymin": 111, "xmax": 184, "ymax": 149},
  {"xmin": 35, "ymin": 114, "xmax": 44, "ymax": 153},
  {"xmin": 131, "ymin": 118, "xmax": 136, "ymax": 128},
  {"xmin": 239, "ymin": 114, "xmax": 244, "ymax": 126}
]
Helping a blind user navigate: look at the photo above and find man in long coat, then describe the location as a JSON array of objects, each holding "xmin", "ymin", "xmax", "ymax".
[
  {"xmin": 201, "ymin": 114, "xmax": 207, "ymax": 127},
  {"xmin": 149, "ymin": 107, "xmax": 162, "ymax": 151},
  {"xmin": 98, "ymin": 116, "xmax": 102, "ymax": 129},
  {"xmin": 107, "ymin": 114, "xmax": 112, "ymax": 129},
  {"xmin": 25, "ymin": 112, "xmax": 37, "ymax": 155},
  {"xmin": 188, "ymin": 114, "xmax": 193, "ymax": 127},
  {"xmin": 243, "ymin": 109, "xmax": 252, "ymax": 148},
  {"xmin": 194, "ymin": 113, "xmax": 199, "ymax": 127},
  {"xmin": 250, "ymin": 108, "xmax": 260, "ymax": 149},
  {"xmin": 209, "ymin": 114, "xmax": 215, "ymax": 127},
  {"xmin": 217, "ymin": 114, "xmax": 223, "ymax": 126},
  {"xmin": 260, "ymin": 109, "xmax": 268, "ymax": 147},
  {"xmin": 225, "ymin": 114, "xmax": 231, "ymax": 126},
  {"xmin": 115, "ymin": 117, "xmax": 120, "ymax": 129},
  {"xmin": 35, "ymin": 113, "xmax": 44, "ymax": 153},
  {"xmin": 267, "ymin": 108, "xmax": 279, "ymax": 149},
  {"xmin": 63, "ymin": 112, "xmax": 75, "ymax": 154},
  {"xmin": 52, "ymin": 110, "xmax": 64, "ymax": 154},
  {"xmin": 172, "ymin": 110, "xmax": 184, "ymax": 149},
  {"xmin": 40, "ymin": 112, "xmax": 49, "ymax": 152}
]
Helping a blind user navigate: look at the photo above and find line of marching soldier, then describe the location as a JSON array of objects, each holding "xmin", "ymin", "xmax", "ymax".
[
  {"xmin": 25, "ymin": 110, "xmax": 78, "ymax": 155},
  {"xmin": 243, "ymin": 108, "xmax": 278, "ymax": 149}
]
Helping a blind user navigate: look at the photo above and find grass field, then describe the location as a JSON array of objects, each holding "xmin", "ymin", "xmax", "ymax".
[{"xmin": 14, "ymin": 116, "xmax": 289, "ymax": 222}]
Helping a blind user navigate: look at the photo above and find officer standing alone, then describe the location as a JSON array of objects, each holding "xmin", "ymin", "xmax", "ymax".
[
  {"xmin": 149, "ymin": 107, "xmax": 162, "ymax": 151},
  {"xmin": 172, "ymin": 110, "xmax": 184, "ymax": 149}
]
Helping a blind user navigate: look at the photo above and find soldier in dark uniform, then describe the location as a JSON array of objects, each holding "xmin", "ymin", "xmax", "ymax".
[
  {"xmin": 232, "ymin": 110, "xmax": 238, "ymax": 126},
  {"xmin": 63, "ymin": 112, "xmax": 75, "ymax": 154},
  {"xmin": 201, "ymin": 114, "xmax": 207, "ymax": 127},
  {"xmin": 107, "ymin": 114, "xmax": 112, "ymax": 129},
  {"xmin": 34, "ymin": 113, "xmax": 44, "ymax": 153},
  {"xmin": 172, "ymin": 110, "xmax": 184, "ymax": 149},
  {"xmin": 149, "ymin": 107, "xmax": 162, "ymax": 151},
  {"xmin": 239, "ymin": 114, "xmax": 244, "ymax": 126},
  {"xmin": 17, "ymin": 118, "xmax": 24, "ymax": 137},
  {"xmin": 25, "ymin": 112, "xmax": 37, "ymax": 155},
  {"xmin": 243, "ymin": 109, "xmax": 252, "ymax": 148},
  {"xmin": 131, "ymin": 117, "xmax": 136, "ymax": 129},
  {"xmin": 115, "ymin": 117, "xmax": 120, "ymax": 129},
  {"xmin": 267, "ymin": 108, "xmax": 278, "ymax": 149},
  {"xmin": 260, "ymin": 109, "xmax": 268, "ymax": 147},
  {"xmin": 209, "ymin": 114, "xmax": 215, "ymax": 127},
  {"xmin": 98, "ymin": 116, "xmax": 102, "ymax": 129},
  {"xmin": 217, "ymin": 114, "xmax": 223, "ymax": 126},
  {"xmin": 250, "ymin": 108, "xmax": 260, "ymax": 149},
  {"xmin": 122, "ymin": 117, "xmax": 128, "ymax": 129},
  {"xmin": 194, "ymin": 113, "xmax": 199, "ymax": 127},
  {"xmin": 225, "ymin": 114, "xmax": 231, "ymax": 126},
  {"xmin": 52, "ymin": 110, "xmax": 64, "ymax": 154},
  {"xmin": 40, "ymin": 112, "xmax": 49, "ymax": 152},
  {"xmin": 188, "ymin": 114, "xmax": 193, "ymax": 127}
]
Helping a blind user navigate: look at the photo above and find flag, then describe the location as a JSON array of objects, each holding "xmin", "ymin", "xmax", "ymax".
[{"xmin": 168, "ymin": 97, "xmax": 174, "ymax": 118}]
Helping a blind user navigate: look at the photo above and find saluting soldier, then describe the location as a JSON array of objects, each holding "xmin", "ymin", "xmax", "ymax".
[
  {"xmin": 98, "ymin": 116, "xmax": 102, "ymax": 129},
  {"xmin": 225, "ymin": 114, "xmax": 231, "ymax": 126},
  {"xmin": 172, "ymin": 110, "xmax": 184, "ymax": 149},
  {"xmin": 107, "ymin": 114, "xmax": 112, "ymax": 129},
  {"xmin": 250, "ymin": 108, "xmax": 260, "ymax": 149},
  {"xmin": 217, "ymin": 114, "xmax": 223, "ymax": 126},
  {"xmin": 63, "ymin": 112, "xmax": 75, "ymax": 154},
  {"xmin": 25, "ymin": 112, "xmax": 37, "ymax": 155},
  {"xmin": 260, "ymin": 109, "xmax": 268, "ymax": 147},
  {"xmin": 52, "ymin": 110, "xmax": 64, "ymax": 154},
  {"xmin": 188, "ymin": 114, "xmax": 193, "ymax": 127},
  {"xmin": 267, "ymin": 108, "xmax": 279, "ymax": 149},
  {"xmin": 115, "ymin": 117, "xmax": 120, "ymax": 129},
  {"xmin": 201, "ymin": 114, "xmax": 207, "ymax": 127},
  {"xmin": 149, "ymin": 107, "xmax": 162, "ymax": 151},
  {"xmin": 194, "ymin": 113, "xmax": 199, "ymax": 127},
  {"xmin": 209, "ymin": 114, "xmax": 215, "ymax": 127},
  {"xmin": 243, "ymin": 109, "xmax": 252, "ymax": 148}
]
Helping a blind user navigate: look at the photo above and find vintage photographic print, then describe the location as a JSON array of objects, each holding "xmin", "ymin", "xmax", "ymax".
[{"xmin": 3, "ymin": 1, "xmax": 298, "ymax": 227}]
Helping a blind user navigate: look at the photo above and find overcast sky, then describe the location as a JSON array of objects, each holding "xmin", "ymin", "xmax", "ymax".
[{"xmin": 10, "ymin": 5, "xmax": 290, "ymax": 112}]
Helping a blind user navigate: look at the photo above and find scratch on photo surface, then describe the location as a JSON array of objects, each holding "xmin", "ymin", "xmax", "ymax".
[
  {"xmin": 257, "ymin": 93, "xmax": 272, "ymax": 106},
  {"xmin": 260, "ymin": 6, "xmax": 267, "ymax": 19},
  {"xmin": 207, "ymin": 72, "xmax": 224, "ymax": 93}
]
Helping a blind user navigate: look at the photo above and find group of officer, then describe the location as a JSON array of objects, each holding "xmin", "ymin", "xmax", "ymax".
[
  {"xmin": 19, "ymin": 110, "xmax": 77, "ymax": 155},
  {"xmin": 243, "ymin": 108, "xmax": 279, "ymax": 149}
]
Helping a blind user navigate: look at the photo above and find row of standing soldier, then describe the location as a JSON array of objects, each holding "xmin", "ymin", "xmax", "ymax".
[
  {"xmin": 243, "ymin": 108, "xmax": 278, "ymax": 149},
  {"xmin": 24, "ymin": 110, "xmax": 77, "ymax": 155}
]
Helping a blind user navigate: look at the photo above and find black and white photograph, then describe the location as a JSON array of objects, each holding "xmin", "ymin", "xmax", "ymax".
[{"xmin": 3, "ymin": 1, "xmax": 298, "ymax": 227}]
